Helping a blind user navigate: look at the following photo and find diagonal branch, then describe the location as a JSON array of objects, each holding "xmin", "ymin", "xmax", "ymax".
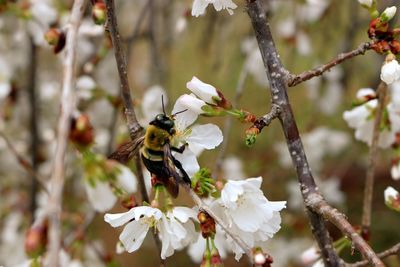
[
  {"xmin": 346, "ymin": 242, "xmax": 400, "ymax": 267},
  {"xmin": 47, "ymin": 0, "xmax": 87, "ymax": 266},
  {"xmin": 0, "ymin": 132, "xmax": 48, "ymax": 193},
  {"xmin": 287, "ymin": 41, "xmax": 374, "ymax": 87},
  {"xmin": 245, "ymin": 1, "xmax": 384, "ymax": 266}
]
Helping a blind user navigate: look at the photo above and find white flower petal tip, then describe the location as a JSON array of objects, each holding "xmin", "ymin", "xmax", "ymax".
[
  {"xmin": 381, "ymin": 59, "xmax": 400, "ymax": 84},
  {"xmin": 357, "ymin": 0, "xmax": 373, "ymax": 8},
  {"xmin": 381, "ymin": 6, "xmax": 397, "ymax": 22},
  {"xmin": 191, "ymin": 0, "xmax": 237, "ymax": 17},
  {"xmin": 391, "ymin": 163, "xmax": 400, "ymax": 180},
  {"xmin": 356, "ymin": 88, "xmax": 376, "ymax": 101},
  {"xmin": 186, "ymin": 76, "xmax": 220, "ymax": 104}
]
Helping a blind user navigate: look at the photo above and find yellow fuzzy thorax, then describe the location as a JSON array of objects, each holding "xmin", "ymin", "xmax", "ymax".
[{"xmin": 144, "ymin": 125, "xmax": 173, "ymax": 151}]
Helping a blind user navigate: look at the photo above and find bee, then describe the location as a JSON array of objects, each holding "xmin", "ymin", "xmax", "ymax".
[{"xmin": 109, "ymin": 100, "xmax": 190, "ymax": 198}]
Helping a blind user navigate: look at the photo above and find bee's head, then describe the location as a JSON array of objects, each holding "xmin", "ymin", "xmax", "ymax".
[{"xmin": 150, "ymin": 114, "xmax": 175, "ymax": 134}]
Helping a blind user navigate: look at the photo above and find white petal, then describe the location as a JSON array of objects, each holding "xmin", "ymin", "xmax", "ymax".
[
  {"xmin": 104, "ymin": 208, "xmax": 136, "ymax": 228},
  {"xmin": 186, "ymin": 76, "xmax": 219, "ymax": 104},
  {"xmin": 159, "ymin": 215, "xmax": 174, "ymax": 259},
  {"xmin": 187, "ymin": 124, "xmax": 223, "ymax": 150},
  {"xmin": 172, "ymin": 207, "xmax": 198, "ymax": 223},
  {"xmin": 0, "ymin": 82, "xmax": 11, "ymax": 99},
  {"xmin": 191, "ymin": 0, "xmax": 209, "ymax": 17},
  {"xmin": 85, "ymin": 182, "xmax": 116, "ymax": 212},
  {"xmin": 120, "ymin": 220, "xmax": 150, "ymax": 253},
  {"xmin": 384, "ymin": 186, "xmax": 399, "ymax": 201},
  {"xmin": 133, "ymin": 206, "xmax": 163, "ymax": 221},
  {"xmin": 356, "ymin": 88, "xmax": 376, "ymax": 101},
  {"xmin": 173, "ymin": 149, "xmax": 200, "ymax": 177},
  {"xmin": 116, "ymin": 165, "xmax": 138, "ymax": 193},
  {"xmin": 172, "ymin": 94, "xmax": 205, "ymax": 130},
  {"xmin": 141, "ymin": 85, "xmax": 167, "ymax": 124}
]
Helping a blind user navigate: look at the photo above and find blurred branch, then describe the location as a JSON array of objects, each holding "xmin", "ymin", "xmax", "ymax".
[
  {"xmin": 245, "ymin": 1, "xmax": 383, "ymax": 266},
  {"xmin": 287, "ymin": 41, "xmax": 374, "ymax": 87},
  {"xmin": 361, "ymin": 82, "xmax": 388, "ymax": 240},
  {"xmin": 47, "ymin": 0, "xmax": 87, "ymax": 266},
  {"xmin": 346, "ymin": 243, "xmax": 400, "ymax": 267},
  {"xmin": 28, "ymin": 37, "xmax": 39, "ymax": 220},
  {"xmin": 0, "ymin": 132, "xmax": 48, "ymax": 193}
]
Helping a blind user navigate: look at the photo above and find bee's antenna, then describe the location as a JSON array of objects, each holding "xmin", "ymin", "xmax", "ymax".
[
  {"xmin": 172, "ymin": 109, "xmax": 188, "ymax": 116},
  {"xmin": 161, "ymin": 95, "xmax": 166, "ymax": 115}
]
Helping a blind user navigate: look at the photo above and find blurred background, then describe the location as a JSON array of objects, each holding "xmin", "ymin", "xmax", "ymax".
[{"xmin": 0, "ymin": 0, "xmax": 400, "ymax": 266}]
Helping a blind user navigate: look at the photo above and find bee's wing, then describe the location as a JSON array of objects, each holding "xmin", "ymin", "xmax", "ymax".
[
  {"xmin": 108, "ymin": 136, "xmax": 144, "ymax": 163},
  {"xmin": 162, "ymin": 143, "xmax": 180, "ymax": 198}
]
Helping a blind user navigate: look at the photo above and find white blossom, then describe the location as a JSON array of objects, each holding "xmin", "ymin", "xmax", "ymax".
[
  {"xmin": 298, "ymin": 0, "xmax": 330, "ymax": 23},
  {"xmin": 381, "ymin": 59, "xmax": 400, "ymax": 84},
  {"xmin": 211, "ymin": 177, "xmax": 286, "ymax": 260},
  {"xmin": 300, "ymin": 246, "xmax": 320, "ymax": 265},
  {"xmin": 343, "ymin": 92, "xmax": 400, "ymax": 148},
  {"xmin": 222, "ymin": 156, "xmax": 245, "ymax": 181},
  {"xmin": 358, "ymin": 0, "xmax": 373, "ymax": 8},
  {"xmin": 241, "ymin": 38, "xmax": 269, "ymax": 87},
  {"xmin": 77, "ymin": 75, "xmax": 96, "ymax": 100},
  {"xmin": 191, "ymin": 0, "xmax": 237, "ymax": 17},
  {"xmin": 105, "ymin": 206, "xmax": 197, "ymax": 259}
]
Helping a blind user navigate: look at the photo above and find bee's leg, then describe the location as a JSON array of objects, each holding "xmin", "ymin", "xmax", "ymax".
[
  {"xmin": 171, "ymin": 144, "xmax": 186, "ymax": 154},
  {"xmin": 171, "ymin": 156, "xmax": 191, "ymax": 184}
]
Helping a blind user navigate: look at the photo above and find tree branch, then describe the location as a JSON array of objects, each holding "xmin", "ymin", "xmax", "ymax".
[
  {"xmin": 47, "ymin": 0, "xmax": 87, "ymax": 266},
  {"xmin": 0, "ymin": 132, "xmax": 48, "ymax": 193},
  {"xmin": 105, "ymin": 0, "xmax": 142, "ymax": 139},
  {"xmin": 361, "ymin": 82, "xmax": 388, "ymax": 240},
  {"xmin": 287, "ymin": 41, "xmax": 374, "ymax": 87},
  {"xmin": 346, "ymin": 243, "xmax": 400, "ymax": 267},
  {"xmin": 308, "ymin": 193, "xmax": 385, "ymax": 267},
  {"xmin": 245, "ymin": 1, "xmax": 384, "ymax": 266}
]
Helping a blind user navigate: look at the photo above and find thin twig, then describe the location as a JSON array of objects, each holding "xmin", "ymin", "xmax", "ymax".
[
  {"xmin": 213, "ymin": 65, "xmax": 248, "ymax": 177},
  {"xmin": 346, "ymin": 243, "xmax": 400, "ymax": 267},
  {"xmin": 250, "ymin": 104, "xmax": 281, "ymax": 134},
  {"xmin": 105, "ymin": 0, "xmax": 142, "ymax": 139},
  {"xmin": 361, "ymin": 82, "xmax": 388, "ymax": 240},
  {"xmin": 0, "ymin": 132, "xmax": 48, "ymax": 193},
  {"xmin": 245, "ymin": 1, "xmax": 384, "ymax": 266},
  {"xmin": 287, "ymin": 41, "xmax": 374, "ymax": 87},
  {"xmin": 47, "ymin": 1, "xmax": 86, "ymax": 266},
  {"xmin": 308, "ymin": 193, "xmax": 385, "ymax": 267},
  {"xmin": 183, "ymin": 184, "xmax": 254, "ymax": 261},
  {"xmin": 28, "ymin": 37, "xmax": 39, "ymax": 220}
]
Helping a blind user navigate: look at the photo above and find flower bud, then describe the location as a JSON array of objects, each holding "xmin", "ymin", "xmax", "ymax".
[
  {"xmin": 390, "ymin": 40, "xmax": 400, "ymax": 54},
  {"xmin": 381, "ymin": 6, "xmax": 397, "ymax": 23},
  {"xmin": 25, "ymin": 221, "xmax": 48, "ymax": 258},
  {"xmin": 384, "ymin": 186, "xmax": 400, "ymax": 212},
  {"xmin": 92, "ymin": 2, "xmax": 107, "ymax": 25},
  {"xmin": 44, "ymin": 28, "xmax": 66, "ymax": 54},
  {"xmin": 121, "ymin": 194, "xmax": 137, "ymax": 209},
  {"xmin": 69, "ymin": 114, "xmax": 94, "ymax": 146},
  {"xmin": 380, "ymin": 55, "xmax": 400, "ymax": 84},
  {"xmin": 356, "ymin": 88, "xmax": 376, "ymax": 102},
  {"xmin": 210, "ymin": 246, "xmax": 223, "ymax": 267}
]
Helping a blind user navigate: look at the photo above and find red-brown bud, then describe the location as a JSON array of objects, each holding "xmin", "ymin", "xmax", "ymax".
[
  {"xmin": 25, "ymin": 220, "xmax": 48, "ymax": 258},
  {"xmin": 390, "ymin": 40, "xmax": 400, "ymax": 54},
  {"xmin": 45, "ymin": 28, "xmax": 66, "ymax": 54},
  {"xmin": 69, "ymin": 114, "xmax": 94, "ymax": 146},
  {"xmin": 92, "ymin": 2, "xmax": 106, "ymax": 25},
  {"xmin": 246, "ymin": 127, "xmax": 260, "ymax": 136}
]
